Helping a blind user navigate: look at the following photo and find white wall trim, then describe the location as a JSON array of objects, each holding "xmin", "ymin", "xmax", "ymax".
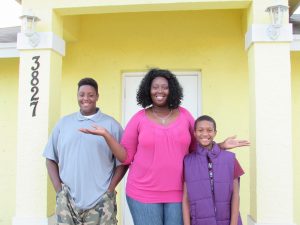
[
  {"xmin": 247, "ymin": 215, "xmax": 296, "ymax": 225},
  {"xmin": 0, "ymin": 42, "xmax": 19, "ymax": 58},
  {"xmin": 291, "ymin": 34, "xmax": 300, "ymax": 51},
  {"xmin": 17, "ymin": 32, "xmax": 65, "ymax": 56},
  {"xmin": 245, "ymin": 24, "xmax": 293, "ymax": 50}
]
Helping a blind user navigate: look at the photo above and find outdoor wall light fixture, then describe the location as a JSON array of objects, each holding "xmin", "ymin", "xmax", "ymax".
[
  {"xmin": 265, "ymin": 2, "xmax": 289, "ymax": 39},
  {"xmin": 20, "ymin": 10, "xmax": 40, "ymax": 47}
]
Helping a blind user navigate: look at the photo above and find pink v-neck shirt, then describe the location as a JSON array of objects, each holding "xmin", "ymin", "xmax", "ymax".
[{"xmin": 121, "ymin": 107, "xmax": 195, "ymax": 203}]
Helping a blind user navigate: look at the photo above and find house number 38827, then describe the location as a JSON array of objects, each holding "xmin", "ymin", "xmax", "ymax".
[{"xmin": 30, "ymin": 56, "xmax": 40, "ymax": 117}]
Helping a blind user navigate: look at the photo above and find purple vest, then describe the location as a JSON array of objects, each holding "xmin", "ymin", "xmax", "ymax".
[{"xmin": 184, "ymin": 143, "xmax": 243, "ymax": 225}]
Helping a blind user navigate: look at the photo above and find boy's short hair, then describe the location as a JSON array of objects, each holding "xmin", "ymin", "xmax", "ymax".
[
  {"xmin": 78, "ymin": 78, "xmax": 98, "ymax": 94},
  {"xmin": 194, "ymin": 115, "xmax": 217, "ymax": 131}
]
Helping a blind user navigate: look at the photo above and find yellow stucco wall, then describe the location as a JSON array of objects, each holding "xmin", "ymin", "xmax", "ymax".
[
  {"xmin": 291, "ymin": 51, "xmax": 300, "ymax": 225},
  {"xmin": 60, "ymin": 9, "xmax": 250, "ymax": 223},
  {"xmin": 2, "ymin": 7, "xmax": 299, "ymax": 225},
  {"xmin": 1, "ymin": 0, "xmax": 299, "ymax": 222},
  {"xmin": 0, "ymin": 58, "xmax": 19, "ymax": 225}
]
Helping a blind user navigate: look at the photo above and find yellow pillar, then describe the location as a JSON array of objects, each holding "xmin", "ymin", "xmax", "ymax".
[
  {"xmin": 246, "ymin": 0, "xmax": 295, "ymax": 224},
  {"xmin": 13, "ymin": 9, "xmax": 64, "ymax": 225}
]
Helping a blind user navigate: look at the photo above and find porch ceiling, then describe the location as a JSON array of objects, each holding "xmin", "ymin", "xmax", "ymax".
[
  {"xmin": 3, "ymin": 0, "xmax": 300, "ymax": 44},
  {"xmin": 54, "ymin": 1, "xmax": 252, "ymax": 16},
  {"xmin": 16, "ymin": 0, "xmax": 299, "ymax": 16},
  {"xmin": 15, "ymin": 0, "xmax": 300, "ymax": 14}
]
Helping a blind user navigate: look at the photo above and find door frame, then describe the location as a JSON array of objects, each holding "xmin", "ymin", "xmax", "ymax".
[{"xmin": 120, "ymin": 70, "xmax": 202, "ymax": 225}]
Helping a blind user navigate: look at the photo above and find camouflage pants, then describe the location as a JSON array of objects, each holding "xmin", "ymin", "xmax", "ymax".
[{"xmin": 56, "ymin": 185, "xmax": 117, "ymax": 225}]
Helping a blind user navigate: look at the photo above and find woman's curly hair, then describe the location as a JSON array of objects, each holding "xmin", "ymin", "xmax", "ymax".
[{"xmin": 136, "ymin": 68, "xmax": 183, "ymax": 109}]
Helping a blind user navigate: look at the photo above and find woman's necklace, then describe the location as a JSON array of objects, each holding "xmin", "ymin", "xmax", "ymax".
[{"xmin": 152, "ymin": 108, "xmax": 173, "ymax": 125}]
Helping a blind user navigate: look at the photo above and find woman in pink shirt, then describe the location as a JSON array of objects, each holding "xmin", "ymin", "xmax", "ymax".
[{"xmin": 80, "ymin": 69, "xmax": 249, "ymax": 225}]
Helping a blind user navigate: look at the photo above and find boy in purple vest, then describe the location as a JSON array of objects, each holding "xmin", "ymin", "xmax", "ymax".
[{"xmin": 183, "ymin": 115, "xmax": 244, "ymax": 225}]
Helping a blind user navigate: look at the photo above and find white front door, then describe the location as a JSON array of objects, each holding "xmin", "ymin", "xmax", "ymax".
[{"xmin": 121, "ymin": 71, "xmax": 201, "ymax": 225}]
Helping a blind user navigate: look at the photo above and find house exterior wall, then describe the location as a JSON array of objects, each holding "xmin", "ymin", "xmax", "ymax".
[
  {"xmin": 0, "ymin": 58, "xmax": 19, "ymax": 225},
  {"xmin": 1, "ymin": 0, "xmax": 299, "ymax": 224}
]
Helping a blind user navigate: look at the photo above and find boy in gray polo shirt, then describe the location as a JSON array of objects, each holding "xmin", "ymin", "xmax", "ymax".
[{"xmin": 43, "ymin": 78, "xmax": 127, "ymax": 225}]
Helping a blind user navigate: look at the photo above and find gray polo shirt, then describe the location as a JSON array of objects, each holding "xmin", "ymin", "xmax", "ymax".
[{"xmin": 43, "ymin": 109, "xmax": 123, "ymax": 210}]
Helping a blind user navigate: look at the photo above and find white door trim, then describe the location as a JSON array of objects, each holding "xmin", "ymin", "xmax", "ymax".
[{"xmin": 121, "ymin": 70, "xmax": 202, "ymax": 225}]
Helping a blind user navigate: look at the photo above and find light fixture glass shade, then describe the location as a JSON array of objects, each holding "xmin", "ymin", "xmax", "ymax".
[
  {"xmin": 265, "ymin": 4, "xmax": 289, "ymax": 40},
  {"xmin": 265, "ymin": 5, "xmax": 289, "ymax": 28},
  {"xmin": 19, "ymin": 10, "xmax": 41, "ymax": 47},
  {"xmin": 20, "ymin": 11, "xmax": 40, "ymax": 37}
]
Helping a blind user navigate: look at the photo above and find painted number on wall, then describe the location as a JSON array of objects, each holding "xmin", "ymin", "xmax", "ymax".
[{"xmin": 30, "ymin": 56, "xmax": 40, "ymax": 117}]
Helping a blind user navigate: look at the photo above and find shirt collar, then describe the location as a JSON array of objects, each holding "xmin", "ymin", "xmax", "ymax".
[
  {"xmin": 76, "ymin": 108, "xmax": 103, "ymax": 122},
  {"xmin": 196, "ymin": 141, "xmax": 221, "ymax": 159}
]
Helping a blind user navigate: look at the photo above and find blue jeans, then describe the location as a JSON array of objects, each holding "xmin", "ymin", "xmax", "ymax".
[{"xmin": 126, "ymin": 195, "xmax": 183, "ymax": 225}]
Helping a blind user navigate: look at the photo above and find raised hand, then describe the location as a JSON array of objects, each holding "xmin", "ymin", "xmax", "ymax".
[
  {"xmin": 80, "ymin": 124, "xmax": 127, "ymax": 162},
  {"xmin": 222, "ymin": 135, "xmax": 250, "ymax": 149},
  {"xmin": 79, "ymin": 124, "xmax": 107, "ymax": 136}
]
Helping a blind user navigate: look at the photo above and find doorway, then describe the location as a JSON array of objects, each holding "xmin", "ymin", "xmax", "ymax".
[{"xmin": 121, "ymin": 70, "xmax": 201, "ymax": 225}]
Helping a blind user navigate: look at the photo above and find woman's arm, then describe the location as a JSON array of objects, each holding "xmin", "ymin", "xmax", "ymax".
[
  {"xmin": 46, "ymin": 159, "xmax": 62, "ymax": 193},
  {"xmin": 182, "ymin": 183, "xmax": 191, "ymax": 225},
  {"xmin": 80, "ymin": 125, "xmax": 127, "ymax": 162},
  {"xmin": 230, "ymin": 178, "xmax": 240, "ymax": 225}
]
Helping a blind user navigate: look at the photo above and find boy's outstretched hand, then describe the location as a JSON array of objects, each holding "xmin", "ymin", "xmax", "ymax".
[
  {"xmin": 79, "ymin": 125, "xmax": 107, "ymax": 136},
  {"xmin": 222, "ymin": 135, "xmax": 250, "ymax": 149}
]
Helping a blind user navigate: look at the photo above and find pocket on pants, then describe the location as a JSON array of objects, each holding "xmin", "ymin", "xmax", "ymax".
[
  {"xmin": 55, "ymin": 189, "xmax": 64, "ymax": 201},
  {"xmin": 55, "ymin": 189, "xmax": 69, "ymax": 222},
  {"xmin": 56, "ymin": 189, "xmax": 67, "ymax": 213},
  {"xmin": 98, "ymin": 191, "xmax": 117, "ymax": 225},
  {"xmin": 105, "ymin": 190, "xmax": 116, "ymax": 200},
  {"xmin": 55, "ymin": 186, "xmax": 77, "ymax": 224}
]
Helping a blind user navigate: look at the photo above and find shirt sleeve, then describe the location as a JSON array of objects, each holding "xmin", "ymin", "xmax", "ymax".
[
  {"xmin": 234, "ymin": 158, "xmax": 245, "ymax": 179},
  {"xmin": 42, "ymin": 121, "xmax": 61, "ymax": 163},
  {"xmin": 120, "ymin": 111, "xmax": 141, "ymax": 165}
]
